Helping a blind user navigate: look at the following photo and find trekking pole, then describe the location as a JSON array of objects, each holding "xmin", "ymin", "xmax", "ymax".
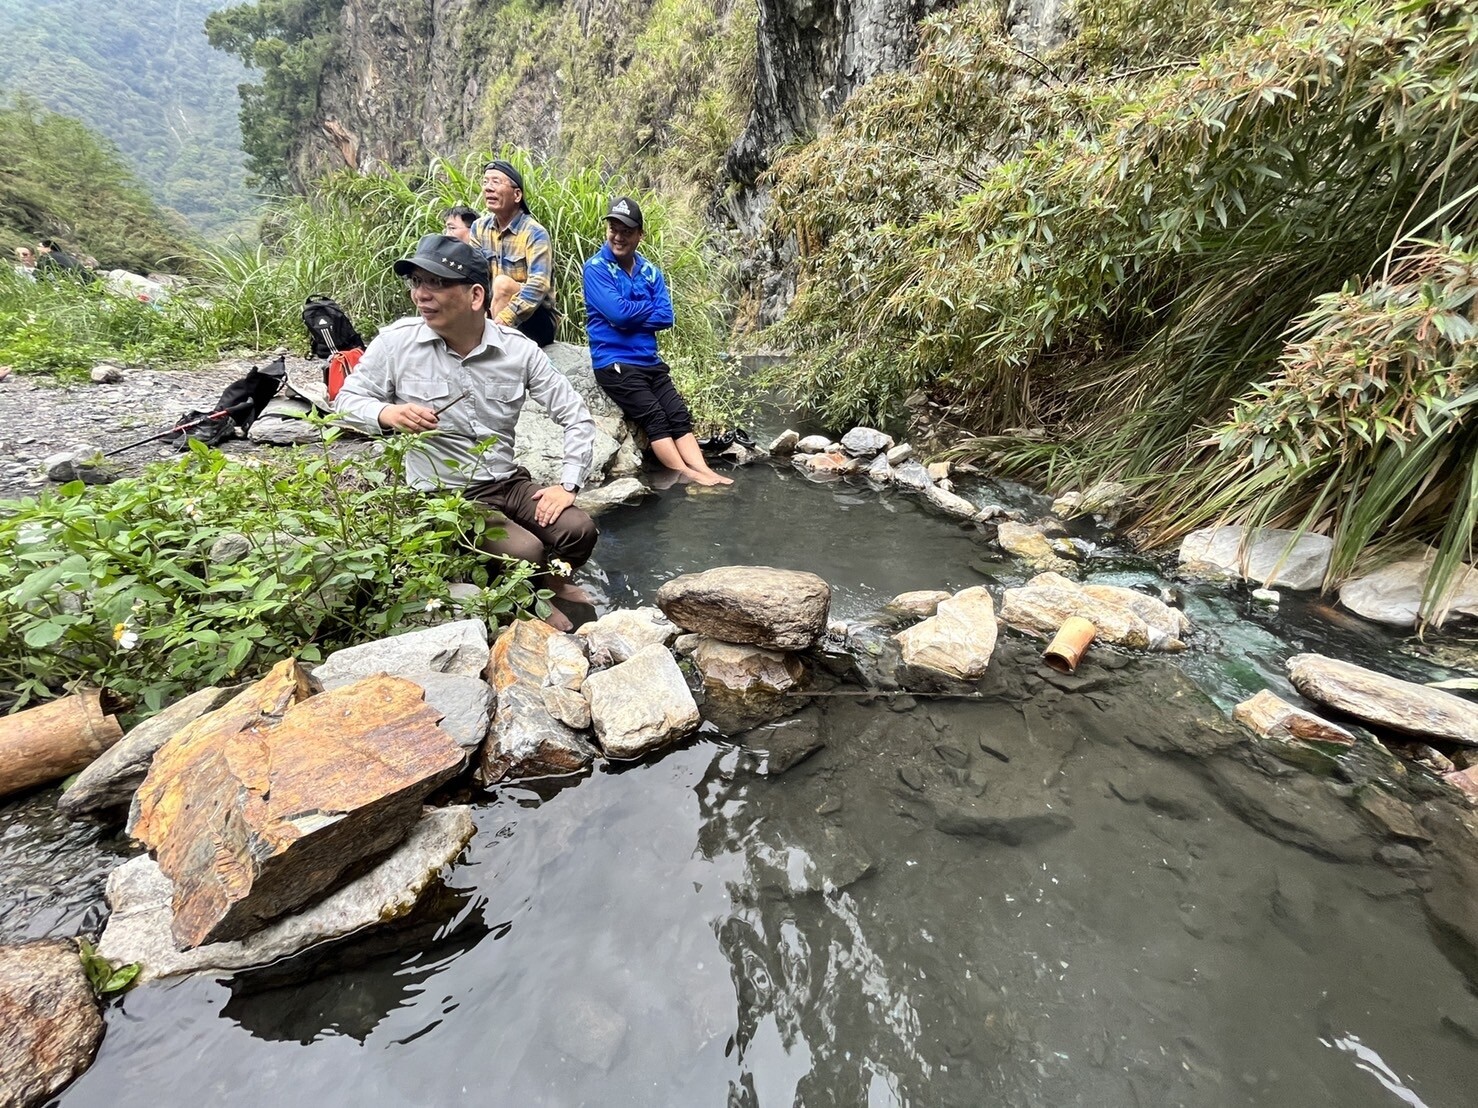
[{"xmin": 102, "ymin": 399, "xmax": 257, "ymax": 457}]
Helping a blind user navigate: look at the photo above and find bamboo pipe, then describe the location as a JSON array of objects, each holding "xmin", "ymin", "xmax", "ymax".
[
  {"xmin": 1043, "ymin": 617, "xmax": 1097, "ymax": 674},
  {"xmin": 0, "ymin": 689, "xmax": 123, "ymax": 799}
]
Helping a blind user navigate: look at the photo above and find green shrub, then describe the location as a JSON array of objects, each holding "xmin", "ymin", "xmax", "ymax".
[{"xmin": 0, "ymin": 430, "xmax": 545, "ymax": 717}]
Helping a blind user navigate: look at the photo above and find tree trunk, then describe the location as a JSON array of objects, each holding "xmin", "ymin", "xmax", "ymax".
[{"xmin": 0, "ymin": 689, "xmax": 123, "ymax": 799}]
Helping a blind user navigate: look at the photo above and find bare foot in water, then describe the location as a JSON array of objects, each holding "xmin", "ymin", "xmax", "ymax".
[
  {"xmin": 551, "ymin": 578, "xmax": 593, "ymax": 605},
  {"xmin": 542, "ymin": 605, "xmax": 575, "ymax": 632},
  {"xmin": 690, "ymin": 469, "xmax": 734, "ymax": 486}
]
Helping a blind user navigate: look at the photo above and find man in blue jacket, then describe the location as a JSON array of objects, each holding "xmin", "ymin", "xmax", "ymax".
[{"xmin": 582, "ymin": 197, "xmax": 732, "ymax": 486}]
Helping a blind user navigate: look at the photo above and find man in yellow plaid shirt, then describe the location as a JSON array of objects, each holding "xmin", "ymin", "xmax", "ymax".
[{"xmin": 470, "ymin": 160, "xmax": 559, "ymax": 346}]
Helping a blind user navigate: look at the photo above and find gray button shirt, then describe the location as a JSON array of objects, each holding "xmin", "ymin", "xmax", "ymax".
[{"xmin": 333, "ymin": 316, "xmax": 596, "ymax": 492}]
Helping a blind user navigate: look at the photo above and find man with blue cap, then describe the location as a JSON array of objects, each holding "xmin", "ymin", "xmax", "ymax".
[{"xmin": 334, "ymin": 232, "xmax": 599, "ymax": 629}]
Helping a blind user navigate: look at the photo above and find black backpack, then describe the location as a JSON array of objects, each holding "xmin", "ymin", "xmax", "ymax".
[
  {"xmin": 302, "ymin": 295, "xmax": 365, "ymax": 359},
  {"xmin": 168, "ymin": 357, "xmax": 287, "ymax": 448}
]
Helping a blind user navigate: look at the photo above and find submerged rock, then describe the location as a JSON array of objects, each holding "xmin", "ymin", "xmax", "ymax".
[
  {"xmin": 129, "ymin": 660, "xmax": 465, "ymax": 949},
  {"xmin": 576, "ymin": 607, "xmax": 677, "ymax": 667},
  {"xmin": 1288, "ymin": 654, "xmax": 1478, "ymax": 746},
  {"xmin": 1179, "ymin": 525, "xmax": 1331, "ymax": 590},
  {"xmin": 883, "ymin": 589, "xmax": 953, "ymax": 620},
  {"xmin": 583, "ymin": 644, "xmax": 700, "ymax": 759},
  {"xmin": 0, "ymin": 939, "xmax": 103, "ymax": 1106},
  {"xmin": 312, "ymin": 619, "xmax": 491, "ymax": 690},
  {"xmin": 692, "ymin": 637, "xmax": 806, "ymax": 733},
  {"xmin": 1338, "ymin": 545, "xmax": 1478, "ymax": 628},
  {"xmin": 59, "ymin": 684, "xmax": 240, "ymax": 820},
  {"xmin": 656, "ymin": 565, "xmax": 831, "ymax": 651},
  {"xmin": 98, "ymin": 805, "xmax": 475, "ymax": 981},
  {"xmin": 895, "ymin": 586, "xmax": 998, "ymax": 681},
  {"xmin": 1000, "ymin": 572, "xmax": 1188, "ymax": 650},
  {"xmin": 1233, "ymin": 689, "xmax": 1356, "ymax": 748},
  {"xmin": 996, "ymin": 522, "xmax": 1076, "ymax": 574},
  {"xmin": 481, "ymin": 619, "xmax": 598, "ymax": 784}
]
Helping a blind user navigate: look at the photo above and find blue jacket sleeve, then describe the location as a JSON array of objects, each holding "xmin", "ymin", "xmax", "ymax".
[
  {"xmin": 583, "ymin": 257, "xmax": 659, "ymax": 332},
  {"xmin": 645, "ymin": 264, "xmax": 674, "ymax": 332}
]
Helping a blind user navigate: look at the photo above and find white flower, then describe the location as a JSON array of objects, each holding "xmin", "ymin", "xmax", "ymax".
[
  {"xmin": 548, "ymin": 558, "xmax": 572, "ymax": 578},
  {"xmin": 425, "ymin": 598, "xmax": 444, "ymax": 612},
  {"xmin": 113, "ymin": 623, "xmax": 139, "ymax": 651}
]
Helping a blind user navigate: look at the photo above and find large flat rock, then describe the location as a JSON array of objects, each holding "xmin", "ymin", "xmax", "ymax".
[
  {"xmin": 583, "ymin": 644, "xmax": 700, "ymax": 759},
  {"xmin": 516, "ymin": 342, "xmax": 639, "ymax": 485},
  {"xmin": 1288, "ymin": 654, "xmax": 1478, "ymax": 746},
  {"xmin": 480, "ymin": 619, "xmax": 598, "ymax": 784},
  {"xmin": 98, "ymin": 806, "xmax": 475, "ymax": 981},
  {"xmin": 1338, "ymin": 545, "xmax": 1478, "ymax": 627},
  {"xmin": 311, "ymin": 619, "xmax": 490, "ymax": 690},
  {"xmin": 655, "ymin": 565, "xmax": 831, "ymax": 651},
  {"xmin": 129, "ymin": 660, "xmax": 465, "ymax": 949},
  {"xmin": 0, "ymin": 939, "xmax": 102, "ymax": 1107}
]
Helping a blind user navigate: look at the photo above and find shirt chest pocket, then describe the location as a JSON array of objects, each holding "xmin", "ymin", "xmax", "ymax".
[{"xmin": 399, "ymin": 374, "xmax": 451, "ymax": 406}]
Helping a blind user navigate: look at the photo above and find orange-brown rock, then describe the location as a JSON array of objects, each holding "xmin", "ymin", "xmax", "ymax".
[
  {"xmin": 1232, "ymin": 689, "xmax": 1356, "ymax": 748},
  {"xmin": 129, "ymin": 659, "xmax": 464, "ymax": 950},
  {"xmin": 479, "ymin": 619, "xmax": 597, "ymax": 784}
]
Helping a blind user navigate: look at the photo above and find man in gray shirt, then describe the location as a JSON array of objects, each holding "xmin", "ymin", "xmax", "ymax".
[{"xmin": 335, "ymin": 233, "xmax": 599, "ymax": 629}]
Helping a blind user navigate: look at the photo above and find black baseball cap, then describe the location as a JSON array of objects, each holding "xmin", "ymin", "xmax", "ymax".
[
  {"xmin": 605, "ymin": 196, "xmax": 643, "ymax": 229},
  {"xmin": 484, "ymin": 159, "xmax": 531, "ymax": 214},
  {"xmin": 393, "ymin": 233, "xmax": 489, "ymax": 287}
]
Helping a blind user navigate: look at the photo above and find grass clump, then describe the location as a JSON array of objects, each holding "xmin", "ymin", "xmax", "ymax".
[
  {"xmin": 0, "ymin": 431, "xmax": 543, "ymax": 717},
  {"xmin": 767, "ymin": 0, "xmax": 1478, "ymax": 623}
]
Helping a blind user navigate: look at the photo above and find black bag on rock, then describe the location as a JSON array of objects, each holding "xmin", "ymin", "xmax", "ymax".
[{"xmin": 167, "ymin": 356, "xmax": 287, "ymax": 449}]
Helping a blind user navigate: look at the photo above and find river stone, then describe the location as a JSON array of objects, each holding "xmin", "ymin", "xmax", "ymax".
[
  {"xmin": 692, "ymin": 637, "xmax": 806, "ymax": 734},
  {"xmin": 892, "ymin": 460, "xmax": 934, "ymax": 491},
  {"xmin": 884, "ymin": 589, "xmax": 952, "ymax": 620},
  {"xmin": 0, "ymin": 939, "xmax": 102, "ymax": 1106},
  {"xmin": 794, "ymin": 434, "xmax": 830, "ymax": 453},
  {"xmin": 656, "ymin": 565, "xmax": 831, "ymax": 650},
  {"xmin": 576, "ymin": 606, "xmax": 677, "ymax": 667},
  {"xmin": 1179, "ymin": 525, "xmax": 1331, "ymax": 590},
  {"xmin": 767, "ymin": 429, "xmax": 800, "ymax": 456},
  {"xmin": 406, "ymin": 672, "xmax": 492, "ymax": 751},
  {"xmin": 924, "ymin": 484, "xmax": 979, "ymax": 519},
  {"xmin": 895, "ymin": 586, "xmax": 998, "ymax": 681},
  {"xmin": 129, "ymin": 661, "xmax": 464, "ymax": 948},
  {"xmin": 583, "ymin": 644, "xmax": 700, "ymax": 759},
  {"xmin": 575, "ymin": 477, "xmax": 650, "ymax": 516},
  {"xmin": 1288, "ymin": 653, "xmax": 1478, "ymax": 746},
  {"xmin": 1338, "ymin": 545, "xmax": 1478, "ymax": 627},
  {"xmin": 312, "ymin": 619, "xmax": 490, "ymax": 689},
  {"xmin": 886, "ymin": 443, "xmax": 913, "ymax": 465},
  {"xmin": 1232, "ymin": 689, "xmax": 1355, "ymax": 748},
  {"xmin": 996, "ymin": 522, "xmax": 1075, "ymax": 574},
  {"xmin": 209, "ymin": 531, "xmax": 253, "ymax": 565},
  {"xmin": 512, "ymin": 342, "xmax": 632, "ymax": 485},
  {"xmin": 798, "ymin": 450, "xmax": 860, "ymax": 475},
  {"xmin": 840, "ymin": 426, "xmax": 893, "ymax": 457},
  {"xmin": 927, "ymin": 461, "xmax": 951, "ymax": 481},
  {"xmin": 865, "ymin": 454, "xmax": 893, "ymax": 483},
  {"xmin": 1000, "ymin": 571, "xmax": 1189, "ymax": 651},
  {"xmin": 98, "ymin": 805, "xmax": 475, "ymax": 982},
  {"xmin": 748, "ymin": 822, "xmax": 874, "ymax": 895},
  {"xmin": 481, "ymin": 619, "xmax": 599, "ymax": 784},
  {"xmin": 59, "ymin": 685, "xmax": 240, "ymax": 819},
  {"xmin": 1053, "ymin": 480, "xmax": 1133, "ymax": 522},
  {"xmin": 89, "ymin": 363, "xmax": 123, "ymax": 384}
]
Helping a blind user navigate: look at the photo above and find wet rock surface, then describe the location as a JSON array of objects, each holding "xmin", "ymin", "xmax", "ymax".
[
  {"xmin": 692, "ymin": 637, "xmax": 807, "ymax": 734},
  {"xmin": 312, "ymin": 619, "xmax": 491, "ymax": 690},
  {"xmin": 895, "ymin": 586, "xmax": 998, "ymax": 681},
  {"xmin": 1001, "ymin": 571, "xmax": 1188, "ymax": 650},
  {"xmin": 1289, "ymin": 653, "xmax": 1478, "ymax": 745},
  {"xmin": 0, "ymin": 938, "xmax": 102, "ymax": 1107},
  {"xmin": 480, "ymin": 619, "xmax": 598, "ymax": 784},
  {"xmin": 576, "ymin": 606, "xmax": 677, "ymax": 667},
  {"xmin": 656, "ymin": 565, "xmax": 831, "ymax": 651},
  {"xmin": 1179, "ymin": 524, "xmax": 1332, "ymax": 590},
  {"xmin": 583, "ymin": 643, "xmax": 701, "ymax": 759}
]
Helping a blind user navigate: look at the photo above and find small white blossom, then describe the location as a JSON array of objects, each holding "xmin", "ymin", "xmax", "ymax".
[
  {"xmin": 548, "ymin": 558, "xmax": 572, "ymax": 578},
  {"xmin": 113, "ymin": 622, "xmax": 139, "ymax": 651},
  {"xmin": 425, "ymin": 598, "xmax": 444, "ymax": 612}
]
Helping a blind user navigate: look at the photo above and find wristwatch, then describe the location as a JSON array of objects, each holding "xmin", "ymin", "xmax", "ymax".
[{"xmin": 562, "ymin": 482, "xmax": 580, "ymax": 494}]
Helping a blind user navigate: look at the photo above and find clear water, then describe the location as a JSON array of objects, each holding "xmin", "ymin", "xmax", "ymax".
[{"xmin": 7, "ymin": 459, "xmax": 1478, "ymax": 1107}]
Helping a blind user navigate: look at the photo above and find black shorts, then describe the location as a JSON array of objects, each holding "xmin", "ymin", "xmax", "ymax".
[
  {"xmin": 516, "ymin": 303, "xmax": 557, "ymax": 347},
  {"xmin": 593, "ymin": 360, "xmax": 692, "ymax": 442}
]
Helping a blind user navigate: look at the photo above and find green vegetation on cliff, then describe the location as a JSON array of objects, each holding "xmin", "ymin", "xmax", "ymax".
[
  {"xmin": 0, "ymin": 97, "xmax": 198, "ymax": 270},
  {"xmin": 770, "ymin": 0, "xmax": 1478, "ymax": 622},
  {"xmin": 0, "ymin": 0, "xmax": 257, "ymax": 238}
]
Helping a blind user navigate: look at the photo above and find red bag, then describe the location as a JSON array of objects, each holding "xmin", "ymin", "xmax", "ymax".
[{"xmin": 325, "ymin": 347, "xmax": 364, "ymax": 401}]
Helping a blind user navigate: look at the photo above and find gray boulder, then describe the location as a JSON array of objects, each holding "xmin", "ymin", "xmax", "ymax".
[
  {"xmin": 886, "ymin": 443, "xmax": 913, "ymax": 465},
  {"xmin": 408, "ymin": 672, "xmax": 493, "ymax": 751},
  {"xmin": 576, "ymin": 477, "xmax": 650, "ymax": 516},
  {"xmin": 583, "ymin": 644, "xmax": 700, "ymax": 759},
  {"xmin": 794, "ymin": 434, "xmax": 831, "ymax": 454},
  {"xmin": 577, "ymin": 607, "xmax": 678, "ymax": 667},
  {"xmin": 1288, "ymin": 654, "xmax": 1478, "ymax": 746},
  {"xmin": 865, "ymin": 454, "xmax": 893, "ymax": 484},
  {"xmin": 924, "ymin": 484, "xmax": 980, "ymax": 520},
  {"xmin": 840, "ymin": 427, "xmax": 893, "ymax": 457},
  {"xmin": 1179, "ymin": 525, "xmax": 1331, "ymax": 590},
  {"xmin": 515, "ymin": 342, "xmax": 637, "ymax": 485},
  {"xmin": 656, "ymin": 565, "xmax": 831, "ymax": 650},
  {"xmin": 313, "ymin": 619, "xmax": 490, "ymax": 689},
  {"xmin": 767, "ymin": 429, "xmax": 800, "ymax": 456},
  {"xmin": 97, "ymin": 806, "xmax": 475, "ymax": 981},
  {"xmin": 1338, "ymin": 545, "xmax": 1478, "ymax": 627},
  {"xmin": 481, "ymin": 620, "xmax": 598, "ymax": 784},
  {"xmin": 59, "ymin": 685, "xmax": 240, "ymax": 819},
  {"xmin": 891, "ymin": 461, "xmax": 934, "ymax": 491}
]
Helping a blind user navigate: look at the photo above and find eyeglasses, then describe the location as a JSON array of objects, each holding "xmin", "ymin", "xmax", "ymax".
[{"xmin": 403, "ymin": 272, "xmax": 470, "ymax": 291}]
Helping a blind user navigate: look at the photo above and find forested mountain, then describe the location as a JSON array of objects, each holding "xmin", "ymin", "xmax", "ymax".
[{"xmin": 0, "ymin": 0, "xmax": 257, "ymax": 238}]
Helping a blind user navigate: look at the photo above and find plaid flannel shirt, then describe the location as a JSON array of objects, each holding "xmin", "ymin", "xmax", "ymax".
[{"xmin": 469, "ymin": 210, "xmax": 556, "ymax": 328}]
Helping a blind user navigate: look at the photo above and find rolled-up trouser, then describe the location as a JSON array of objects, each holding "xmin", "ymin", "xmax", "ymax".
[
  {"xmin": 464, "ymin": 468, "xmax": 598, "ymax": 569},
  {"xmin": 592, "ymin": 360, "xmax": 692, "ymax": 442}
]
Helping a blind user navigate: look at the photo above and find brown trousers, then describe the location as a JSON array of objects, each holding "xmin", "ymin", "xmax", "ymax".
[{"xmin": 465, "ymin": 468, "xmax": 598, "ymax": 568}]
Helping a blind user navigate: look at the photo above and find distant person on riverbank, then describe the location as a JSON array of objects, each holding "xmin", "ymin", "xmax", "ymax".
[
  {"xmin": 332, "ymin": 233, "xmax": 598, "ymax": 631},
  {"xmin": 583, "ymin": 196, "xmax": 732, "ymax": 487},
  {"xmin": 12, "ymin": 246, "xmax": 35, "ymax": 279},
  {"xmin": 443, "ymin": 205, "xmax": 478, "ymax": 245},
  {"xmin": 469, "ymin": 159, "xmax": 558, "ymax": 346},
  {"xmin": 35, "ymin": 239, "xmax": 92, "ymax": 281}
]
